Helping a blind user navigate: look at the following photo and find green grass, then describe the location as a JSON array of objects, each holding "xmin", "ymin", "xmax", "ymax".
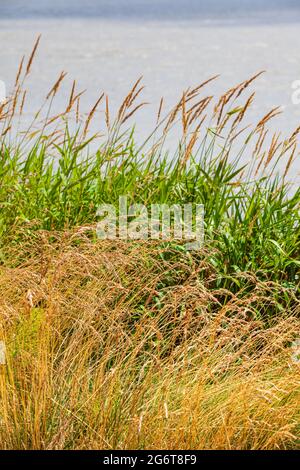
[{"xmin": 1, "ymin": 90, "xmax": 299, "ymax": 295}]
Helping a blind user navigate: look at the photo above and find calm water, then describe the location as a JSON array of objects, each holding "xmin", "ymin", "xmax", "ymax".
[
  {"xmin": 0, "ymin": 1, "xmax": 300, "ymax": 21},
  {"xmin": 1, "ymin": 1, "xmax": 300, "ymax": 178}
]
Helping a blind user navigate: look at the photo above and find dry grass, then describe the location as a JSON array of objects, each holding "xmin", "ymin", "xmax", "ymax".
[
  {"xmin": 0, "ymin": 38, "xmax": 299, "ymax": 451},
  {"xmin": 0, "ymin": 231, "xmax": 299, "ymax": 450}
]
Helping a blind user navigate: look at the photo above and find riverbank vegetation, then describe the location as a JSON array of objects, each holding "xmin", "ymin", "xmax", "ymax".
[{"xmin": 0, "ymin": 39, "xmax": 299, "ymax": 449}]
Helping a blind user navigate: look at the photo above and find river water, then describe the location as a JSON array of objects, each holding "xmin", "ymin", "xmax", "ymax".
[{"xmin": 0, "ymin": 1, "xmax": 300, "ymax": 178}]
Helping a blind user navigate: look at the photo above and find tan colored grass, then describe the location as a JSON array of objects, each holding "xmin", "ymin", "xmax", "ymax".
[{"xmin": 0, "ymin": 231, "xmax": 299, "ymax": 450}]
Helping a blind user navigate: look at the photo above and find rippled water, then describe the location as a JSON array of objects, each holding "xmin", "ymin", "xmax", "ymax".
[{"xmin": 1, "ymin": 1, "xmax": 300, "ymax": 177}]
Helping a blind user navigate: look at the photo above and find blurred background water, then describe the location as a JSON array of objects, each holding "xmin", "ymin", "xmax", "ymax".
[
  {"xmin": 1, "ymin": 1, "xmax": 300, "ymax": 176},
  {"xmin": 0, "ymin": 0, "xmax": 300, "ymax": 21}
]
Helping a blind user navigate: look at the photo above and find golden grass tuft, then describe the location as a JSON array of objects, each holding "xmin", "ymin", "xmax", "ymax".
[{"xmin": 0, "ymin": 231, "xmax": 299, "ymax": 450}]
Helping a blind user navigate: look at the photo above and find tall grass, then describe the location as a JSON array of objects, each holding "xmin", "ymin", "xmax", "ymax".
[
  {"xmin": 0, "ymin": 40, "xmax": 299, "ymax": 449},
  {"xmin": 0, "ymin": 42, "xmax": 299, "ymax": 288},
  {"xmin": 0, "ymin": 234, "xmax": 299, "ymax": 449}
]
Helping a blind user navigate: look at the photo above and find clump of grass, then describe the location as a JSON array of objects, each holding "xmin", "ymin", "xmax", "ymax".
[{"xmin": 0, "ymin": 233, "xmax": 299, "ymax": 450}]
